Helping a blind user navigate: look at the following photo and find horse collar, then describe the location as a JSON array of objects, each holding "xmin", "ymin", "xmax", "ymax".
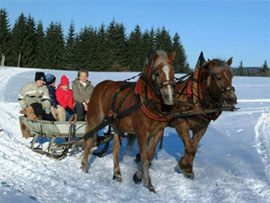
[{"xmin": 135, "ymin": 77, "xmax": 167, "ymax": 122}]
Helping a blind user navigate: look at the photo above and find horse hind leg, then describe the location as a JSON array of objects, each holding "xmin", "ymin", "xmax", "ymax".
[
  {"xmin": 112, "ymin": 131, "xmax": 122, "ymax": 182},
  {"xmin": 136, "ymin": 132, "xmax": 156, "ymax": 193},
  {"xmin": 81, "ymin": 134, "xmax": 97, "ymax": 172},
  {"xmin": 133, "ymin": 165, "xmax": 143, "ymax": 184}
]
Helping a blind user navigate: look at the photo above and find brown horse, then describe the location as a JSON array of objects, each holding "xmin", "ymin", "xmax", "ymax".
[
  {"xmin": 82, "ymin": 50, "xmax": 176, "ymax": 192},
  {"xmin": 135, "ymin": 52, "xmax": 237, "ymax": 181},
  {"xmin": 170, "ymin": 53, "xmax": 237, "ymax": 179}
]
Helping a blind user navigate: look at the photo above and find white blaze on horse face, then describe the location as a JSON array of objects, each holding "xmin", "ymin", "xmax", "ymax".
[
  {"xmin": 224, "ymin": 71, "xmax": 229, "ymax": 81},
  {"xmin": 162, "ymin": 65, "xmax": 174, "ymax": 104}
]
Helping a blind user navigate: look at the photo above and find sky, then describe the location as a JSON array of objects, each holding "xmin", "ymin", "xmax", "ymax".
[{"xmin": 1, "ymin": 0, "xmax": 269, "ymax": 69}]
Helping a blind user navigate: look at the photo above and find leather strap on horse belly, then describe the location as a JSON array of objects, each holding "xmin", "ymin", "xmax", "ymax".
[
  {"xmin": 83, "ymin": 94, "xmax": 142, "ymax": 141},
  {"xmin": 192, "ymin": 58, "xmax": 201, "ymax": 111}
]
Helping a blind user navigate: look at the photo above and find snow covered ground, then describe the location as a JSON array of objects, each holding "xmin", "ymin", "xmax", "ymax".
[{"xmin": 0, "ymin": 66, "xmax": 270, "ymax": 203}]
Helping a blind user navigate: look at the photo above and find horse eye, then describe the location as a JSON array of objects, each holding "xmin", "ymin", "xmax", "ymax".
[
  {"xmin": 155, "ymin": 72, "xmax": 160, "ymax": 77},
  {"xmin": 217, "ymin": 77, "xmax": 222, "ymax": 80}
]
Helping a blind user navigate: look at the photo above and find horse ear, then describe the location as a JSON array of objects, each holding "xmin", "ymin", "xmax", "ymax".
[
  {"xmin": 152, "ymin": 53, "xmax": 159, "ymax": 61},
  {"xmin": 169, "ymin": 51, "xmax": 176, "ymax": 61},
  {"xmin": 199, "ymin": 51, "xmax": 206, "ymax": 64},
  {"xmin": 208, "ymin": 59, "xmax": 216, "ymax": 67},
  {"xmin": 227, "ymin": 57, "xmax": 233, "ymax": 66}
]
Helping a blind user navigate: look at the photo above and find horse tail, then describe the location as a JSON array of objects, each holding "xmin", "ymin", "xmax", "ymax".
[{"xmin": 126, "ymin": 134, "xmax": 136, "ymax": 152}]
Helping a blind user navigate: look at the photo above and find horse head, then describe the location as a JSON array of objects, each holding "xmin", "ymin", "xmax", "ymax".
[
  {"xmin": 143, "ymin": 50, "xmax": 176, "ymax": 105},
  {"xmin": 201, "ymin": 57, "xmax": 237, "ymax": 108}
]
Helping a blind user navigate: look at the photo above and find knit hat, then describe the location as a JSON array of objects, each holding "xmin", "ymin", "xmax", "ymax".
[
  {"xmin": 35, "ymin": 72, "xmax": 45, "ymax": 81},
  {"xmin": 45, "ymin": 74, "xmax": 56, "ymax": 85},
  {"xmin": 60, "ymin": 75, "xmax": 69, "ymax": 86}
]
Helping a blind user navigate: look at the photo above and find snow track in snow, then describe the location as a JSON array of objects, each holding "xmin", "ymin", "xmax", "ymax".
[
  {"xmin": 255, "ymin": 113, "xmax": 270, "ymax": 184},
  {"xmin": 0, "ymin": 67, "xmax": 31, "ymax": 101}
]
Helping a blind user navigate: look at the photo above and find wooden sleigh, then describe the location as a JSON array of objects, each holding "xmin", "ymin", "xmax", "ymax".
[{"xmin": 19, "ymin": 116, "xmax": 113, "ymax": 159}]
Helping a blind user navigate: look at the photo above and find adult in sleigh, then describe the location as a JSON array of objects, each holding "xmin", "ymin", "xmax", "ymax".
[{"xmin": 19, "ymin": 72, "xmax": 56, "ymax": 138}]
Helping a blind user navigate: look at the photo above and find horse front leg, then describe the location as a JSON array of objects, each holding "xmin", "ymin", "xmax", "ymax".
[
  {"xmin": 112, "ymin": 132, "xmax": 123, "ymax": 182},
  {"xmin": 175, "ymin": 124, "xmax": 195, "ymax": 179},
  {"xmin": 134, "ymin": 129, "xmax": 164, "ymax": 163},
  {"xmin": 147, "ymin": 129, "xmax": 164, "ymax": 161},
  {"xmin": 186, "ymin": 127, "xmax": 208, "ymax": 176},
  {"xmin": 81, "ymin": 134, "xmax": 97, "ymax": 172},
  {"xmin": 177, "ymin": 126, "xmax": 207, "ymax": 179}
]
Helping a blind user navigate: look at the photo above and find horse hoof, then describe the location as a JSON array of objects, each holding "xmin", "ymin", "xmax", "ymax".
[
  {"xmin": 135, "ymin": 153, "xmax": 141, "ymax": 163},
  {"xmin": 113, "ymin": 174, "xmax": 122, "ymax": 182},
  {"xmin": 147, "ymin": 185, "xmax": 156, "ymax": 193},
  {"xmin": 81, "ymin": 165, "xmax": 87, "ymax": 173},
  {"xmin": 184, "ymin": 172, "xmax": 195, "ymax": 180},
  {"xmin": 133, "ymin": 173, "xmax": 142, "ymax": 184}
]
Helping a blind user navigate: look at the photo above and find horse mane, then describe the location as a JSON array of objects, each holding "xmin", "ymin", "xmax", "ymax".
[
  {"xmin": 202, "ymin": 58, "xmax": 231, "ymax": 74},
  {"xmin": 143, "ymin": 50, "xmax": 170, "ymax": 75},
  {"xmin": 153, "ymin": 50, "xmax": 170, "ymax": 69}
]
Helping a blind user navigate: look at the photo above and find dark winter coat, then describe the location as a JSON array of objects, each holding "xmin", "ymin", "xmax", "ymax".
[{"xmin": 47, "ymin": 86, "xmax": 58, "ymax": 108}]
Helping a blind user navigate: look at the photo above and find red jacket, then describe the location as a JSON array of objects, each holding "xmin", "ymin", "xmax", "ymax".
[{"xmin": 56, "ymin": 75, "xmax": 74, "ymax": 109}]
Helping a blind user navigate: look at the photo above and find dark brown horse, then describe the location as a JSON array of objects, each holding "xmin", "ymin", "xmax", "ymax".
[
  {"xmin": 82, "ymin": 50, "xmax": 176, "ymax": 192},
  {"xmin": 135, "ymin": 52, "xmax": 237, "ymax": 181},
  {"xmin": 170, "ymin": 53, "xmax": 237, "ymax": 179}
]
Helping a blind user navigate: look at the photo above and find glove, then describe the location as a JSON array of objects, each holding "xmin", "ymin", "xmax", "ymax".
[
  {"xmin": 65, "ymin": 107, "xmax": 73, "ymax": 115},
  {"xmin": 45, "ymin": 108, "xmax": 51, "ymax": 114}
]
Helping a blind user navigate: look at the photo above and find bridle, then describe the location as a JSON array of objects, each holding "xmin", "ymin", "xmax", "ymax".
[
  {"xmin": 143, "ymin": 60, "xmax": 174, "ymax": 96},
  {"xmin": 211, "ymin": 68, "xmax": 235, "ymax": 95}
]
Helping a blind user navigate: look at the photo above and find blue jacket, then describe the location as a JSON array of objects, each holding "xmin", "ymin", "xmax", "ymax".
[{"xmin": 47, "ymin": 86, "xmax": 58, "ymax": 108}]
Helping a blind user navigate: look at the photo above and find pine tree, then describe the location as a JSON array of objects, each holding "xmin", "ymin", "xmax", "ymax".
[
  {"xmin": 141, "ymin": 29, "xmax": 155, "ymax": 67},
  {"xmin": 75, "ymin": 26, "xmax": 98, "ymax": 71},
  {"xmin": 106, "ymin": 20, "xmax": 127, "ymax": 71},
  {"xmin": 239, "ymin": 61, "xmax": 244, "ymax": 76},
  {"xmin": 261, "ymin": 60, "xmax": 269, "ymax": 76},
  {"xmin": 11, "ymin": 14, "xmax": 37, "ymax": 68},
  {"xmin": 24, "ymin": 15, "xmax": 36, "ymax": 67},
  {"xmin": 172, "ymin": 33, "xmax": 190, "ymax": 73},
  {"xmin": 65, "ymin": 21, "xmax": 76, "ymax": 70},
  {"xmin": 11, "ymin": 13, "xmax": 28, "ymax": 67},
  {"xmin": 127, "ymin": 25, "xmax": 143, "ymax": 71},
  {"xmin": 44, "ymin": 22, "xmax": 65, "ymax": 69},
  {"xmin": 35, "ymin": 21, "xmax": 46, "ymax": 68},
  {"xmin": 95, "ymin": 23, "xmax": 110, "ymax": 71},
  {"xmin": 155, "ymin": 27, "xmax": 172, "ymax": 52},
  {"xmin": 0, "ymin": 9, "xmax": 11, "ymax": 66}
]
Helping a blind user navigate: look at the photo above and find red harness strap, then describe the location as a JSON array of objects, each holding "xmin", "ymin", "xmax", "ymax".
[
  {"xmin": 187, "ymin": 78, "xmax": 220, "ymax": 121},
  {"xmin": 140, "ymin": 105, "xmax": 167, "ymax": 122},
  {"xmin": 135, "ymin": 77, "xmax": 167, "ymax": 122},
  {"xmin": 135, "ymin": 77, "xmax": 152, "ymax": 99},
  {"xmin": 187, "ymin": 78, "xmax": 203, "ymax": 100},
  {"xmin": 187, "ymin": 79, "xmax": 192, "ymax": 98}
]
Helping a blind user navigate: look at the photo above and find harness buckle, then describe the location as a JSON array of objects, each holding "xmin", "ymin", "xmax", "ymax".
[{"xmin": 108, "ymin": 111, "xmax": 117, "ymax": 119}]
